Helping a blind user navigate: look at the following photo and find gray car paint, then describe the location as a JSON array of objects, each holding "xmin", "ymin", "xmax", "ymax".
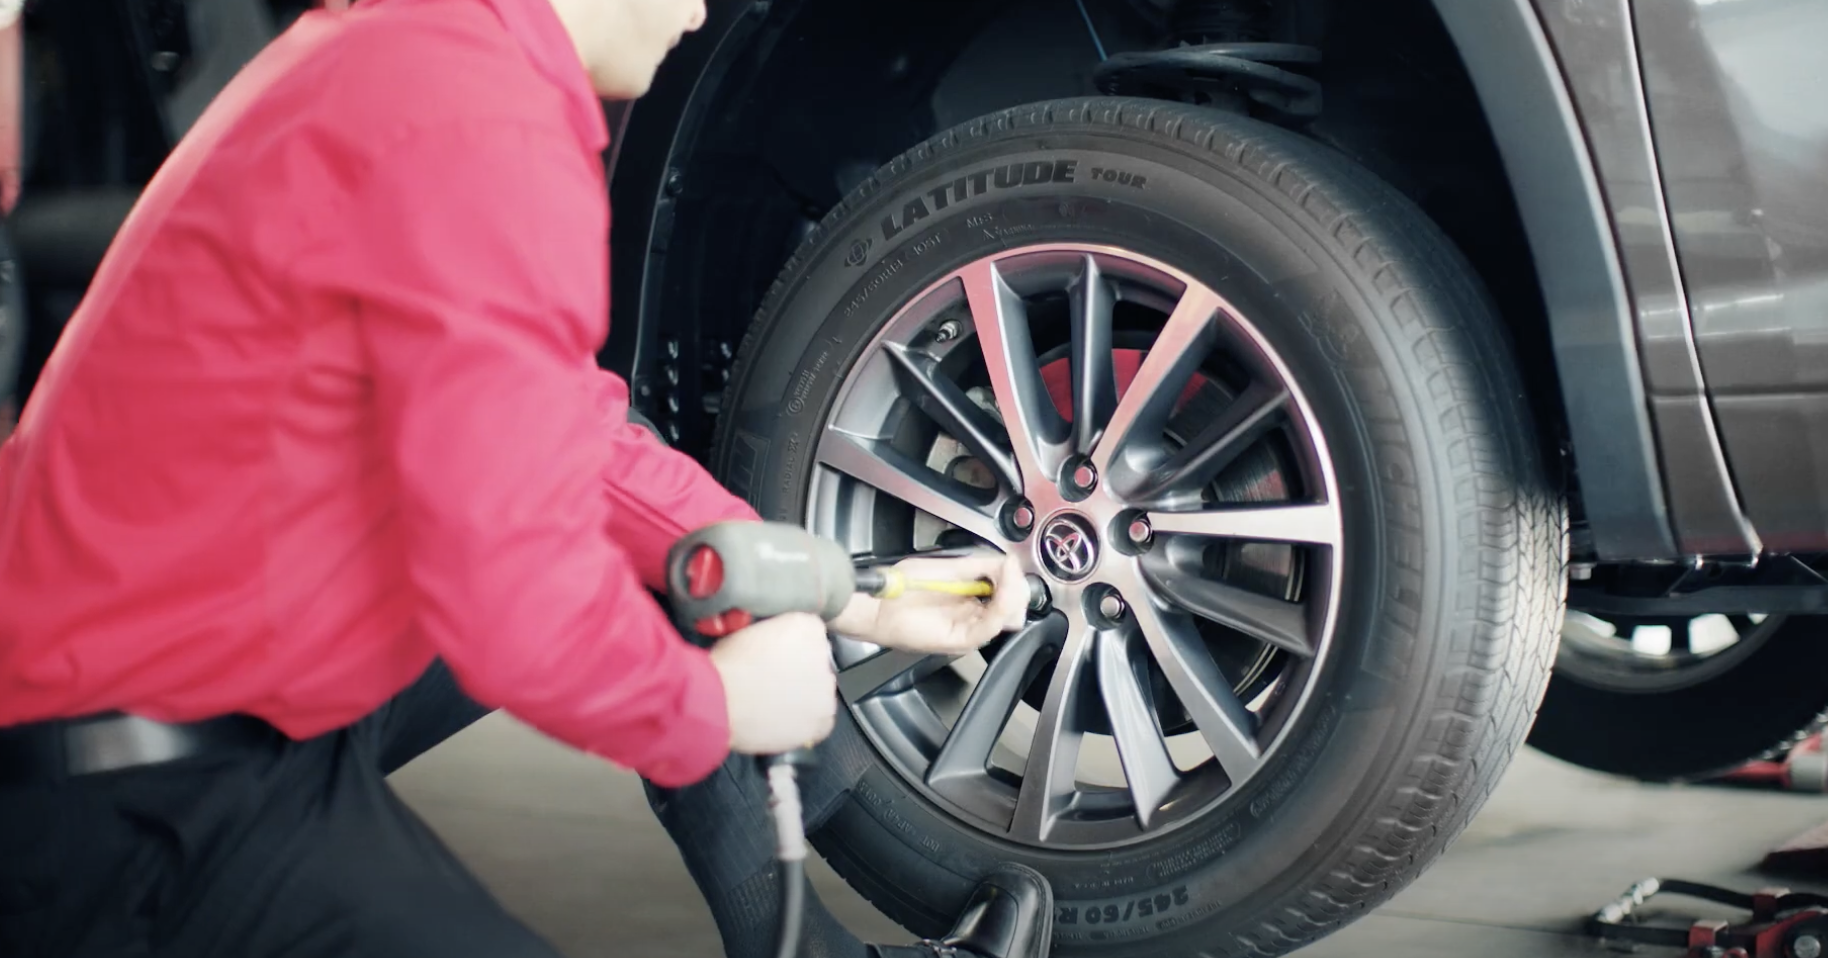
[
  {"xmin": 1532, "ymin": 0, "xmax": 1760, "ymax": 557},
  {"xmin": 1427, "ymin": 0, "xmax": 1681, "ymax": 560},
  {"xmin": 1449, "ymin": 0, "xmax": 1828, "ymax": 558},
  {"xmin": 1634, "ymin": 0, "xmax": 1828, "ymax": 553}
]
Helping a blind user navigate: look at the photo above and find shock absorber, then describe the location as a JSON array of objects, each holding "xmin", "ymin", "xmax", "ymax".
[
  {"xmin": 1092, "ymin": 0, "xmax": 1322, "ymax": 121},
  {"xmin": 1169, "ymin": 0, "xmax": 1276, "ymax": 43}
]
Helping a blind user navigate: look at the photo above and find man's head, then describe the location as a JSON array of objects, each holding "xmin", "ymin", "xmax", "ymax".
[{"xmin": 546, "ymin": 0, "xmax": 707, "ymax": 100}]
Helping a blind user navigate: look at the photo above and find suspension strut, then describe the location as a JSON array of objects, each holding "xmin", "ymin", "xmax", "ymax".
[
  {"xmin": 1092, "ymin": 0, "xmax": 1322, "ymax": 120},
  {"xmin": 1169, "ymin": 0, "xmax": 1276, "ymax": 42}
]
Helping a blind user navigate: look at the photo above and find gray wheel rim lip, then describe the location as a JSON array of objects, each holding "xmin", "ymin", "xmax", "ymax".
[
  {"xmin": 804, "ymin": 241, "xmax": 1347, "ymax": 851},
  {"xmin": 1554, "ymin": 610, "xmax": 1786, "ymax": 694}
]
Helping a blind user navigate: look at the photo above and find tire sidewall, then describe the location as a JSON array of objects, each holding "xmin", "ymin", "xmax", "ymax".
[{"xmin": 715, "ymin": 117, "xmax": 1500, "ymax": 954}]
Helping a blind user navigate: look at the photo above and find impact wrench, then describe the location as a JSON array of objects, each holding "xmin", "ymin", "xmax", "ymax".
[{"xmin": 663, "ymin": 520, "xmax": 1001, "ymax": 958}]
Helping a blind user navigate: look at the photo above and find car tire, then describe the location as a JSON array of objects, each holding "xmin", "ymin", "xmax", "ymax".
[
  {"xmin": 709, "ymin": 98, "xmax": 1565, "ymax": 957},
  {"xmin": 1529, "ymin": 613, "xmax": 1828, "ymax": 782}
]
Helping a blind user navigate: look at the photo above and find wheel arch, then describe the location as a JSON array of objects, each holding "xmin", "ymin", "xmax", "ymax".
[{"xmin": 609, "ymin": 0, "xmax": 1671, "ymax": 560}]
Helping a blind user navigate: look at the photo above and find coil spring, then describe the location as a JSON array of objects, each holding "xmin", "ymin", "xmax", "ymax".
[{"xmin": 1092, "ymin": 0, "xmax": 1321, "ymax": 120}]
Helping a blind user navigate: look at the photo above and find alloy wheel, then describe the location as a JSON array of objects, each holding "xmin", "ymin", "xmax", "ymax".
[
  {"xmin": 1557, "ymin": 610, "xmax": 1787, "ymax": 694},
  {"xmin": 807, "ymin": 244, "xmax": 1345, "ymax": 849}
]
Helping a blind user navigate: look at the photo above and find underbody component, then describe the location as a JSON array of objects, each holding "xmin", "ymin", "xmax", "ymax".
[
  {"xmin": 1091, "ymin": 0, "xmax": 1320, "ymax": 119},
  {"xmin": 1093, "ymin": 42, "xmax": 1319, "ymax": 118},
  {"xmin": 1570, "ymin": 556, "xmax": 1828, "ymax": 616}
]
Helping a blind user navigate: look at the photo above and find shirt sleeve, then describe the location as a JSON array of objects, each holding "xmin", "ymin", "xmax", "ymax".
[
  {"xmin": 315, "ymin": 119, "xmax": 729, "ymax": 787},
  {"xmin": 588, "ymin": 370, "xmax": 759, "ymax": 591}
]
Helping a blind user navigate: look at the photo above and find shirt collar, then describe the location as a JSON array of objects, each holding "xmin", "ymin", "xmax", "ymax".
[{"xmin": 472, "ymin": 0, "xmax": 611, "ymax": 153}]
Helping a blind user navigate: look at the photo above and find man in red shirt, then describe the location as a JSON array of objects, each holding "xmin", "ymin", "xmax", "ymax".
[{"xmin": 0, "ymin": 0, "xmax": 1054, "ymax": 956}]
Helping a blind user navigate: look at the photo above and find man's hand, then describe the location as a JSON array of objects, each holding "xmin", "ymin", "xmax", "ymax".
[
  {"xmin": 709, "ymin": 612, "xmax": 837, "ymax": 755},
  {"xmin": 831, "ymin": 551, "xmax": 1029, "ymax": 655}
]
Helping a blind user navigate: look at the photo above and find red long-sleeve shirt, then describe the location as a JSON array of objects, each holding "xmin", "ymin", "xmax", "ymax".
[{"xmin": 0, "ymin": 0, "xmax": 756, "ymax": 787}]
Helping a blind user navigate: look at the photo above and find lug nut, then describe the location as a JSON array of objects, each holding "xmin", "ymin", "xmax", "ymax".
[
  {"xmin": 1010, "ymin": 502, "xmax": 1035, "ymax": 534},
  {"xmin": 1127, "ymin": 517, "xmax": 1153, "ymax": 547},
  {"xmin": 1071, "ymin": 462, "xmax": 1098, "ymax": 492},
  {"xmin": 1099, "ymin": 594, "xmax": 1127, "ymax": 620},
  {"xmin": 1025, "ymin": 574, "xmax": 1051, "ymax": 614}
]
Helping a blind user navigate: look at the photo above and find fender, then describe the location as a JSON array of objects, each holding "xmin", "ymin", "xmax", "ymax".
[
  {"xmin": 610, "ymin": 0, "xmax": 1700, "ymax": 560},
  {"xmin": 1389, "ymin": 0, "xmax": 1694, "ymax": 560},
  {"xmin": 1427, "ymin": 0, "xmax": 1775, "ymax": 561}
]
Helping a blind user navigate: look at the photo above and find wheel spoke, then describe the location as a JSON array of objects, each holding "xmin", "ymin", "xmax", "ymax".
[
  {"xmin": 840, "ymin": 649, "xmax": 956, "ymax": 703},
  {"xmin": 1091, "ymin": 284, "xmax": 1223, "ymax": 478},
  {"xmin": 1124, "ymin": 383, "xmax": 1289, "ymax": 507},
  {"xmin": 1147, "ymin": 502, "xmax": 1342, "ymax": 548},
  {"xmin": 817, "ymin": 432, "xmax": 1003, "ymax": 545},
  {"xmin": 961, "ymin": 260, "xmax": 1069, "ymax": 494},
  {"xmin": 1140, "ymin": 550, "xmax": 1314, "ymax": 657},
  {"xmin": 927, "ymin": 616, "xmax": 1064, "ymax": 794},
  {"xmin": 883, "ymin": 343, "xmax": 1020, "ymax": 494},
  {"xmin": 1126, "ymin": 588, "xmax": 1264, "ymax": 779},
  {"xmin": 1010, "ymin": 612, "xmax": 1096, "ymax": 843},
  {"xmin": 1096, "ymin": 628, "xmax": 1178, "ymax": 830},
  {"xmin": 1069, "ymin": 254, "xmax": 1118, "ymax": 454}
]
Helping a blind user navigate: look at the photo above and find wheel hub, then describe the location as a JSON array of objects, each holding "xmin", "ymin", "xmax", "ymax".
[{"xmin": 1037, "ymin": 512, "xmax": 1099, "ymax": 582}]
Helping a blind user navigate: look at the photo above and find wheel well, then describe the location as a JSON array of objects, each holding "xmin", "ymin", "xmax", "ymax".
[{"xmin": 619, "ymin": 0, "xmax": 1565, "ymax": 466}]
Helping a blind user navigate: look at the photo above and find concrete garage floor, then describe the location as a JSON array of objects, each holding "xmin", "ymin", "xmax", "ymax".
[{"xmin": 392, "ymin": 713, "xmax": 1828, "ymax": 958}]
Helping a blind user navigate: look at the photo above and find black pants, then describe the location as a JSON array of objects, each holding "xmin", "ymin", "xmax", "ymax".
[{"xmin": 0, "ymin": 663, "xmax": 876, "ymax": 957}]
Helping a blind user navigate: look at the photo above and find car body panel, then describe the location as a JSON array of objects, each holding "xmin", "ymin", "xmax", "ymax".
[
  {"xmin": 1426, "ymin": 0, "xmax": 1681, "ymax": 559},
  {"xmin": 1633, "ymin": 0, "xmax": 1828, "ymax": 552},
  {"xmin": 1438, "ymin": 0, "xmax": 1828, "ymax": 559},
  {"xmin": 1530, "ymin": 0, "xmax": 1759, "ymax": 557}
]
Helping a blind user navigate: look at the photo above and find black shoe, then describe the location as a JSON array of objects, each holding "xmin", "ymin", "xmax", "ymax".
[{"xmin": 867, "ymin": 864, "xmax": 1054, "ymax": 958}]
